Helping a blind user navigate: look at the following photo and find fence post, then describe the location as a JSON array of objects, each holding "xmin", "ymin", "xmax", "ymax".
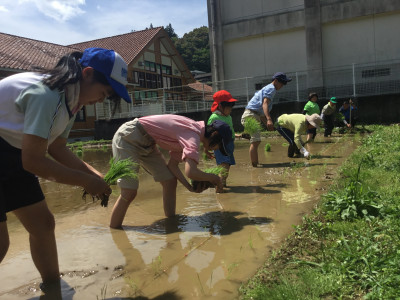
[
  {"xmin": 296, "ymin": 72, "xmax": 299, "ymax": 101},
  {"xmin": 162, "ymin": 88, "xmax": 166, "ymax": 114},
  {"xmin": 108, "ymin": 101, "xmax": 112, "ymax": 119},
  {"xmin": 246, "ymin": 77, "xmax": 249, "ymax": 102},
  {"xmin": 352, "ymin": 63, "xmax": 356, "ymax": 98}
]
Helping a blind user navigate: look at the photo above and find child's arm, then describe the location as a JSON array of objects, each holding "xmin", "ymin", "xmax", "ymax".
[
  {"xmin": 48, "ymin": 137, "xmax": 104, "ymax": 178},
  {"xmin": 21, "ymin": 134, "xmax": 111, "ymax": 197},
  {"xmin": 167, "ymin": 157, "xmax": 193, "ymax": 191},
  {"xmin": 184, "ymin": 158, "xmax": 222, "ymax": 189}
]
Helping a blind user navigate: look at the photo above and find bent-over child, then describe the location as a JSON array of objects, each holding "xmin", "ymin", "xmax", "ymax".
[
  {"xmin": 276, "ymin": 113, "xmax": 322, "ymax": 159},
  {"xmin": 110, "ymin": 115, "xmax": 232, "ymax": 228},
  {"xmin": 321, "ymin": 97, "xmax": 337, "ymax": 137}
]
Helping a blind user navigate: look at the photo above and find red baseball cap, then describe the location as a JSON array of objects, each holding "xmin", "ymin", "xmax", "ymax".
[{"xmin": 211, "ymin": 90, "xmax": 237, "ymax": 112}]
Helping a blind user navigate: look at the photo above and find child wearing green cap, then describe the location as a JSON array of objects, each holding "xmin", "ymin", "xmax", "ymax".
[{"xmin": 321, "ymin": 97, "xmax": 337, "ymax": 137}]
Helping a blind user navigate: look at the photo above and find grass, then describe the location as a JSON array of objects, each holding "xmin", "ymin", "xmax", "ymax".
[{"xmin": 240, "ymin": 124, "xmax": 400, "ymax": 299}]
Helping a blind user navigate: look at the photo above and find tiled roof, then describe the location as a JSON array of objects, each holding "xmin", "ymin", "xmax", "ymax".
[
  {"xmin": 0, "ymin": 32, "xmax": 76, "ymax": 71},
  {"xmin": 188, "ymin": 81, "xmax": 213, "ymax": 101},
  {"xmin": 69, "ymin": 27, "xmax": 163, "ymax": 65}
]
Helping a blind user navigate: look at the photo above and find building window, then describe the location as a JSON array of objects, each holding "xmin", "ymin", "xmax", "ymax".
[
  {"xmin": 162, "ymin": 65, "xmax": 172, "ymax": 75},
  {"xmin": 362, "ymin": 68, "xmax": 390, "ymax": 78},
  {"xmin": 145, "ymin": 61, "xmax": 156, "ymax": 72},
  {"xmin": 163, "ymin": 76, "xmax": 172, "ymax": 88}
]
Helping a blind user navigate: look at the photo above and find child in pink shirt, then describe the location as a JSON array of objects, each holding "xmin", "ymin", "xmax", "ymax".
[{"xmin": 110, "ymin": 114, "xmax": 232, "ymax": 228}]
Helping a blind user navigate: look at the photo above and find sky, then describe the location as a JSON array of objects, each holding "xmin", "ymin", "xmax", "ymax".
[{"xmin": 0, "ymin": 0, "xmax": 209, "ymax": 45}]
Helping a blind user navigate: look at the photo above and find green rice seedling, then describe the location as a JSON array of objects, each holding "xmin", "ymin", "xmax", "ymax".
[
  {"xmin": 191, "ymin": 166, "xmax": 227, "ymax": 191},
  {"xmin": 83, "ymin": 157, "xmax": 138, "ymax": 207},
  {"xmin": 243, "ymin": 117, "xmax": 262, "ymax": 135},
  {"xmin": 264, "ymin": 143, "xmax": 271, "ymax": 152},
  {"xmin": 104, "ymin": 157, "xmax": 138, "ymax": 185}
]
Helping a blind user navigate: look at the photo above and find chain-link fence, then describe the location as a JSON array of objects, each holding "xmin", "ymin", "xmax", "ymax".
[{"xmin": 96, "ymin": 59, "xmax": 400, "ymax": 120}]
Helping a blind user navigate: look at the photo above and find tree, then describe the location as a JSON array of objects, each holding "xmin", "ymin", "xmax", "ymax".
[
  {"xmin": 165, "ymin": 23, "xmax": 178, "ymax": 39},
  {"xmin": 173, "ymin": 26, "xmax": 210, "ymax": 73}
]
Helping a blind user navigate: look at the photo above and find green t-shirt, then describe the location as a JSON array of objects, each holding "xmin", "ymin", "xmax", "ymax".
[
  {"xmin": 303, "ymin": 101, "xmax": 320, "ymax": 115},
  {"xmin": 207, "ymin": 112, "xmax": 235, "ymax": 140}
]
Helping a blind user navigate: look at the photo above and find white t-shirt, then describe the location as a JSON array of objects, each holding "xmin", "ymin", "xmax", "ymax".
[{"xmin": 0, "ymin": 72, "xmax": 75, "ymax": 149}]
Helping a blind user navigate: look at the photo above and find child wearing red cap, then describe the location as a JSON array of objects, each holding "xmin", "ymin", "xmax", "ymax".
[{"xmin": 207, "ymin": 90, "xmax": 238, "ymax": 191}]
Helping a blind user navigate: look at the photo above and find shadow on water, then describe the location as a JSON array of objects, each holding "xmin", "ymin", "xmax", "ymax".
[
  {"xmin": 121, "ymin": 212, "xmax": 273, "ymax": 236},
  {"xmin": 227, "ymin": 185, "xmax": 282, "ymax": 194},
  {"xmin": 105, "ymin": 290, "xmax": 182, "ymax": 299}
]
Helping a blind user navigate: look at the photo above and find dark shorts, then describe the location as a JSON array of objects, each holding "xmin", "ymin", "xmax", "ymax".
[{"xmin": 0, "ymin": 137, "xmax": 44, "ymax": 222}]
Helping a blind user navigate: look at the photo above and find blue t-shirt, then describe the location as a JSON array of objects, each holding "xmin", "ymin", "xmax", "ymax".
[{"xmin": 245, "ymin": 83, "xmax": 276, "ymax": 115}]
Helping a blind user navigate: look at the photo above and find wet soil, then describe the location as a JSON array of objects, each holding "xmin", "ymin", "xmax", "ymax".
[{"xmin": 0, "ymin": 133, "xmax": 358, "ymax": 300}]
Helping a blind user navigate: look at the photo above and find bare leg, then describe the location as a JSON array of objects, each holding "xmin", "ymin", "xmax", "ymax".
[
  {"xmin": 0, "ymin": 221, "xmax": 9, "ymax": 263},
  {"xmin": 13, "ymin": 201, "xmax": 59, "ymax": 283},
  {"xmin": 220, "ymin": 163, "xmax": 230, "ymax": 187},
  {"xmin": 160, "ymin": 177, "xmax": 177, "ymax": 217},
  {"xmin": 306, "ymin": 133, "xmax": 313, "ymax": 142},
  {"xmin": 110, "ymin": 188, "xmax": 137, "ymax": 229},
  {"xmin": 249, "ymin": 141, "xmax": 260, "ymax": 167}
]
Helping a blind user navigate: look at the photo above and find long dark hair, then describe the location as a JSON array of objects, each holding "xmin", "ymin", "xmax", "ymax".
[{"xmin": 41, "ymin": 51, "xmax": 121, "ymax": 115}]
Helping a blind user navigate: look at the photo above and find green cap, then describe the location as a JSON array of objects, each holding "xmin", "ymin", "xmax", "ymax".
[{"xmin": 330, "ymin": 97, "xmax": 337, "ymax": 103}]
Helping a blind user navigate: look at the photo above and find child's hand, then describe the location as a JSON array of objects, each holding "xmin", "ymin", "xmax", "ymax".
[{"xmin": 204, "ymin": 149, "xmax": 215, "ymax": 159}]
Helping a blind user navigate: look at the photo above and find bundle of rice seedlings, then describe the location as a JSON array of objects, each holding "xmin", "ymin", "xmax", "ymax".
[
  {"xmin": 83, "ymin": 157, "xmax": 138, "ymax": 207},
  {"xmin": 243, "ymin": 117, "xmax": 262, "ymax": 135},
  {"xmin": 191, "ymin": 166, "xmax": 227, "ymax": 191},
  {"xmin": 265, "ymin": 143, "xmax": 271, "ymax": 152}
]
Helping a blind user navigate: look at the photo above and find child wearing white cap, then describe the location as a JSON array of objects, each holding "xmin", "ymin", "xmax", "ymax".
[
  {"xmin": 276, "ymin": 113, "xmax": 322, "ymax": 159},
  {"xmin": 0, "ymin": 47, "xmax": 130, "ymax": 295}
]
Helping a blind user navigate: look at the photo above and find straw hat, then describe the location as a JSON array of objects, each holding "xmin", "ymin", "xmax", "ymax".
[{"xmin": 306, "ymin": 114, "xmax": 322, "ymax": 128}]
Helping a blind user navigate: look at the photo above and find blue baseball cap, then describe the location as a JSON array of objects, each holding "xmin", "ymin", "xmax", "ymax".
[
  {"xmin": 211, "ymin": 120, "xmax": 233, "ymax": 156},
  {"xmin": 272, "ymin": 72, "xmax": 292, "ymax": 84},
  {"xmin": 80, "ymin": 48, "xmax": 131, "ymax": 103}
]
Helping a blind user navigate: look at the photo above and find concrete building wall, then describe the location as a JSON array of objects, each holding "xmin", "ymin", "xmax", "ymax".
[
  {"xmin": 322, "ymin": 13, "xmax": 400, "ymax": 68},
  {"xmin": 223, "ymin": 28, "xmax": 307, "ymax": 79},
  {"xmin": 208, "ymin": 0, "xmax": 400, "ymax": 88},
  {"xmin": 220, "ymin": 0, "xmax": 304, "ymax": 23}
]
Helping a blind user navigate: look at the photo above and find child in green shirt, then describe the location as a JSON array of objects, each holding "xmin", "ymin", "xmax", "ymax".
[
  {"xmin": 302, "ymin": 92, "xmax": 320, "ymax": 142},
  {"xmin": 207, "ymin": 90, "xmax": 238, "ymax": 191}
]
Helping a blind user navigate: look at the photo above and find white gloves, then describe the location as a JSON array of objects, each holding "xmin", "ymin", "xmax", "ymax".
[{"xmin": 300, "ymin": 147, "xmax": 310, "ymax": 159}]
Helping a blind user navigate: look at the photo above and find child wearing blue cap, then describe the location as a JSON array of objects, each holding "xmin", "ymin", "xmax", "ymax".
[
  {"xmin": 0, "ymin": 47, "xmax": 130, "ymax": 294},
  {"xmin": 241, "ymin": 72, "xmax": 291, "ymax": 167}
]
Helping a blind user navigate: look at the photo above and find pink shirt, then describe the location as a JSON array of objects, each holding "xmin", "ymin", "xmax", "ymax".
[{"xmin": 139, "ymin": 115, "xmax": 205, "ymax": 163}]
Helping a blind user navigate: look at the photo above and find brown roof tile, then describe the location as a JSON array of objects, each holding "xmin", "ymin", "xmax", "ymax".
[
  {"xmin": 0, "ymin": 32, "xmax": 76, "ymax": 71},
  {"xmin": 69, "ymin": 27, "xmax": 163, "ymax": 64}
]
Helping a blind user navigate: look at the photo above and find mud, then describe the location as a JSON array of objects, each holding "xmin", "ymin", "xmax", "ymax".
[{"xmin": 0, "ymin": 134, "xmax": 358, "ymax": 300}]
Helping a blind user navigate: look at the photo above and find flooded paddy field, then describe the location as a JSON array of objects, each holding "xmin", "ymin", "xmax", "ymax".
[{"xmin": 0, "ymin": 133, "xmax": 359, "ymax": 300}]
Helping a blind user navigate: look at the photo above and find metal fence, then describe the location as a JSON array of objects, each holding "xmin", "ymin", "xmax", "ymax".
[{"xmin": 95, "ymin": 59, "xmax": 400, "ymax": 120}]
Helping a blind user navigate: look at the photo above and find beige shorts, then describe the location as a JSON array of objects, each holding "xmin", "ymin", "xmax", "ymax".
[
  {"xmin": 111, "ymin": 119, "xmax": 174, "ymax": 190},
  {"xmin": 241, "ymin": 109, "xmax": 262, "ymax": 143}
]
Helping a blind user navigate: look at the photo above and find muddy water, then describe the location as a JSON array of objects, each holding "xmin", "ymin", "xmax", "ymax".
[{"xmin": 0, "ymin": 134, "xmax": 358, "ymax": 300}]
